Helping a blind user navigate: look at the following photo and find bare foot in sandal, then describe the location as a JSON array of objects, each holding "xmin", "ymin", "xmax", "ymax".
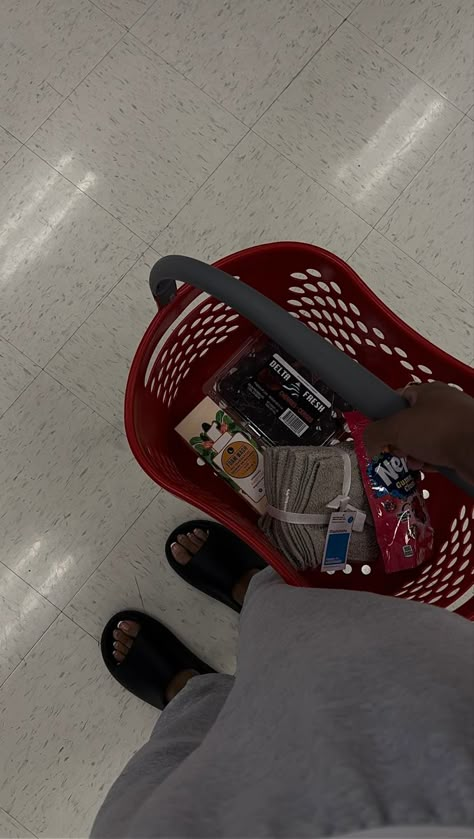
[
  {"xmin": 170, "ymin": 528, "xmax": 260, "ymax": 606},
  {"xmin": 112, "ymin": 620, "xmax": 198, "ymax": 703}
]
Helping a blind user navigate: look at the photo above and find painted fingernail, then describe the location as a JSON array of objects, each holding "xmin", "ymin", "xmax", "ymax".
[{"xmin": 118, "ymin": 621, "xmax": 129, "ymax": 631}]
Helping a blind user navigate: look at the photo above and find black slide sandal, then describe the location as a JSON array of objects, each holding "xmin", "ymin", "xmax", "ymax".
[
  {"xmin": 101, "ymin": 609, "xmax": 215, "ymax": 710},
  {"xmin": 165, "ymin": 520, "xmax": 266, "ymax": 613}
]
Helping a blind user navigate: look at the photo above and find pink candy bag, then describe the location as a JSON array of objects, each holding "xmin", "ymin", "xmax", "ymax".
[{"xmin": 345, "ymin": 411, "xmax": 434, "ymax": 574}]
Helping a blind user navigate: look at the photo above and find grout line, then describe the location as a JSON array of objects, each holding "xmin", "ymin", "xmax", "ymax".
[
  {"xmin": 252, "ymin": 109, "xmax": 467, "ymax": 268},
  {"xmin": 25, "ymin": 145, "xmax": 151, "ymax": 247},
  {"xmin": 0, "ymin": 240, "xmax": 148, "ymax": 378},
  {"xmin": 346, "ymin": 19, "xmax": 470, "ymax": 117},
  {"xmin": 0, "ymin": 657, "xmax": 26, "ymax": 690},
  {"xmin": 121, "ymin": 0, "xmax": 160, "ymax": 31},
  {"xmin": 0, "ymin": 363, "xmax": 42, "ymax": 421},
  {"xmin": 42, "ymin": 368, "xmax": 128, "ymax": 434},
  {"xmin": 61, "ymin": 612, "xmax": 105, "ymax": 644},
  {"xmin": 0, "ymin": 120, "xmax": 22, "ymax": 143},
  {"xmin": 0, "ymin": 341, "xmax": 42, "ymax": 420},
  {"xmin": 151, "ymin": 129, "xmax": 252, "ymax": 246},
  {"xmin": 0, "ymin": 808, "xmax": 38, "ymax": 839},
  {"xmin": 282, "ymin": 71, "xmax": 472, "ymax": 317},
  {"xmin": 375, "ymin": 230, "xmax": 474, "ymax": 312},
  {"xmin": 0, "ymin": 559, "xmax": 60, "ymax": 613},
  {"xmin": 44, "ymin": 244, "xmax": 150, "ymax": 371},
  {"xmin": 0, "ymin": 493, "xmax": 162, "ymax": 678},
  {"xmin": 345, "ymin": 224, "xmax": 474, "ymax": 317},
  {"xmin": 0, "ymin": 143, "xmax": 23, "ymax": 175},
  {"xmin": 249, "ymin": 16, "xmax": 346, "ymax": 129},
  {"xmin": 249, "ymin": 126, "xmax": 374, "ymax": 228},
  {"xmin": 0, "ymin": 609, "xmax": 99, "ymax": 694},
  {"xmin": 88, "ymin": 0, "xmax": 122, "ymax": 25},
  {"xmin": 345, "ymin": 228, "xmax": 373, "ymax": 262},
  {"xmin": 0, "ymin": 478, "xmax": 161, "ymax": 685},
  {"xmin": 0, "ymin": 609, "xmax": 59, "ymax": 691},
  {"xmin": 18, "ymin": 28, "xmax": 155, "ymax": 250},
  {"xmin": 61, "ymin": 489, "xmax": 162, "ymax": 621},
  {"xmin": 0, "ymin": 335, "xmax": 40, "ymax": 371},
  {"xmin": 374, "ymin": 111, "xmax": 466, "ymax": 231},
  {"xmin": 0, "ymin": 358, "xmax": 132, "ymax": 442},
  {"xmin": 346, "ymin": 226, "xmax": 474, "ymax": 326},
  {"xmin": 135, "ymin": 576, "xmax": 146, "ymax": 612},
  {"xmin": 44, "ymin": 80, "xmax": 63, "ymax": 96},
  {"xmin": 125, "ymin": 29, "xmax": 249, "ymax": 132},
  {"xmin": 324, "ymin": 0, "xmax": 365, "ymax": 17},
  {"xmin": 86, "ymin": 0, "xmax": 156, "ymax": 29},
  {"xmin": 22, "ymin": 29, "xmax": 249, "ymax": 252},
  {"xmin": 22, "ymin": 27, "xmax": 127, "ymax": 149}
]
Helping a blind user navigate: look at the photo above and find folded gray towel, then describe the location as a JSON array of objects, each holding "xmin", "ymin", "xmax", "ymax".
[{"xmin": 259, "ymin": 443, "xmax": 379, "ymax": 571}]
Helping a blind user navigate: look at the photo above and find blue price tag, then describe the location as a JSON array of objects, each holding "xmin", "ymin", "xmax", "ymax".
[{"xmin": 321, "ymin": 511, "xmax": 354, "ymax": 571}]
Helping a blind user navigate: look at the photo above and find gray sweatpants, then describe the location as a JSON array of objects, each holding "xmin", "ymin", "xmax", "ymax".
[{"xmin": 92, "ymin": 569, "xmax": 474, "ymax": 838}]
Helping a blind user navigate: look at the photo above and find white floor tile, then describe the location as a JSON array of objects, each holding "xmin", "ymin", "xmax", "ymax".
[
  {"xmin": 0, "ymin": 128, "xmax": 20, "ymax": 169},
  {"xmin": 0, "ymin": 614, "xmax": 157, "ymax": 838},
  {"xmin": 93, "ymin": 0, "xmax": 154, "ymax": 28},
  {"xmin": 0, "ymin": 340, "xmax": 39, "ymax": 418},
  {"xmin": 156, "ymin": 133, "xmax": 370, "ymax": 262},
  {"xmin": 0, "ymin": 372, "xmax": 157, "ymax": 609},
  {"xmin": 131, "ymin": 0, "xmax": 341, "ymax": 125},
  {"xmin": 29, "ymin": 35, "xmax": 245, "ymax": 242},
  {"xmin": 0, "ymin": 563, "xmax": 58, "ymax": 687},
  {"xmin": 350, "ymin": 0, "xmax": 474, "ymax": 113},
  {"xmin": 0, "ymin": 0, "xmax": 123, "ymax": 142},
  {"xmin": 66, "ymin": 492, "xmax": 238, "ymax": 674},
  {"xmin": 47, "ymin": 251, "xmax": 158, "ymax": 430},
  {"xmin": 467, "ymin": 106, "xmax": 474, "ymax": 121},
  {"xmin": 349, "ymin": 231, "xmax": 474, "ymax": 364},
  {"xmin": 0, "ymin": 148, "xmax": 143, "ymax": 366},
  {"xmin": 0, "ymin": 808, "xmax": 35, "ymax": 839},
  {"xmin": 255, "ymin": 23, "xmax": 461, "ymax": 225},
  {"xmin": 377, "ymin": 118, "xmax": 473, "ymax": 302}
]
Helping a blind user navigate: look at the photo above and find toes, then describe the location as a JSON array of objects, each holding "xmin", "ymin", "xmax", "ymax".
[
  {"xmin": 113, "ymin": 629, "xmax": 133, "ymax": 648},
  {"xmin": 176, "ymin": 532, "xmax": 200, "ymax": 554},
  {"xmin": 172, "ymin": 528, "xmax": 208, "ymax": 564},
  {"xmin": 171, "ymin": 541, "xmax": 192, "ymax": 565},
  {"xmin": 117, "ymin": 620, "xmax": 140, "ymax": 639},
  {"xmin": 110, "ymin": 620, "xmax": 141, "ymax": 664},
  {"xmin": 112, "ymin": 650, "xmax": 126, "ymax": 664},
  {"xmin": 113, "ymin": 649, "xmax": 125, "ymax": 663},
  {"xmin": 185, "ymin": 531, "xmax": 204, "ymax": 549},
  {"xmin": 193, "ymin": 528, "xmax": 208, "ymax": 543}
]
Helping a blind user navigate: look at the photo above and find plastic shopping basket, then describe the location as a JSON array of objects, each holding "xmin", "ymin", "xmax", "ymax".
[{"xmin": 125, "ymin": 242, "xmax": 474, "ymax": 620}]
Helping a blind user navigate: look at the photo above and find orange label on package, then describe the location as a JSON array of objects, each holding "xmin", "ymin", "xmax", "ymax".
[{"xmin": 221, "ymin": 440, "xmax": 258, "ymax": 478}]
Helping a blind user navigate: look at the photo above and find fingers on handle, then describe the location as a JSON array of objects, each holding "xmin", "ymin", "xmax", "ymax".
[{"xmin": 364, "ymin": 414, "xmax": 403, "ymax": 459}]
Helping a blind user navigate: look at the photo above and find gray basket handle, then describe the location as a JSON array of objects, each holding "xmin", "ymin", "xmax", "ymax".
[{"xmin": 150, "ymin": 255, "xmax": 473, "ymax": 497}]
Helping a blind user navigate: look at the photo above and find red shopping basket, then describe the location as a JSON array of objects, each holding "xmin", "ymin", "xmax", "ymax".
[{"xmin": 125, "ymin": 242, "xmax": 474, "ymax": 620}]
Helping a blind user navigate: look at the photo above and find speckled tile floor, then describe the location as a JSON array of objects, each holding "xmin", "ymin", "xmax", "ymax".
[{"xmin": 0, "ymin": 1, "xmax": 473, "ymax": 836}]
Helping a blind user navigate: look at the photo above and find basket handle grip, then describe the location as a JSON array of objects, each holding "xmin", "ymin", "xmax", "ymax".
[{"xmin": 149, "ymin": 255, "xmax": 473, "ymax": 497}]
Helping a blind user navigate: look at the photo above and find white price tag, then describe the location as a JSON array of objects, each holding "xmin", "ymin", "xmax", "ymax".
[{"xmin": 321, "ymin": 511, "xmax": 354, "ymax": 572}]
